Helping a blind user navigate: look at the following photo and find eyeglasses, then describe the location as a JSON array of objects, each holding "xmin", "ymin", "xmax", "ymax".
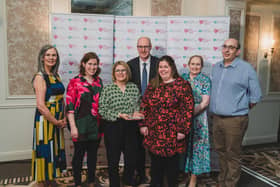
[
  {"xmin": 115, "ymin": 69, "xmax": 127, "ymax": 73},
  {"xmin": 137, "ymin": 45, "xmax": 151, "ymax": 49},
  {"xmin": 222, "ymin": 45, "xmax": 239, "ymax": 50}
]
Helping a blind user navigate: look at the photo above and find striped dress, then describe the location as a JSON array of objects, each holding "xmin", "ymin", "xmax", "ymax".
[{"xmin": 31, "ymin": 72, "xmax": 66, "ymax": 182}]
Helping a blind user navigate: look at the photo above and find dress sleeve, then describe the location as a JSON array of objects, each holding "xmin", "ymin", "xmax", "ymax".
[
  {"xmin": 176, "ymin": 80, "xmax": 194, "ymax": 135},
  {"xmin": 201, "ymin": 75, "xmax": 211, "ymax": 96},
  {"xmin": 66, "ymin": 78, "xmax": 77, "ymax": 114},
  {"xmin": 139, "ymin": 84, "xmax": 153, "ymax": 127},
  {"xmin": 133, "ymin": 85, "xmax": 141, "ymax": 112}
]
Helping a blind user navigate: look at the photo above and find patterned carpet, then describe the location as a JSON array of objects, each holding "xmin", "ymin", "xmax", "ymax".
[
  {"xmin": 1, "ymin": 145, "xmax": 280, "ymax": 187},
  {"xmin": 240, "ymin": 145, "xmax": 280, "ymax": 186}
]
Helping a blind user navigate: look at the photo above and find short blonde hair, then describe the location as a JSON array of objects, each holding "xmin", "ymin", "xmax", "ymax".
[{"xmin": 112, "ymin": 61, "xmax": 131, "ymax": 83}]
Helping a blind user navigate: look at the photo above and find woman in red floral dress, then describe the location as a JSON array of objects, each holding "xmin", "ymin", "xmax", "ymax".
[
  {"xmin": 139, "ymin": 55, "xmax": 194, "ymax": 187},
  {"xmin": 66, "ymin": 52, "xmax": 103, "ymax": 187}
]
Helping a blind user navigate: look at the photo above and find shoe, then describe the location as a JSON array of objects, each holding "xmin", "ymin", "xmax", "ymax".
[{"xmin": 137, "ymin": 175, "xmax": 150, "ymax": 185}]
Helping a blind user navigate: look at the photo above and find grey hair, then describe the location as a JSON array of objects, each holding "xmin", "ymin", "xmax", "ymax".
[{"xmin": 37, "ymin": 44, "xmax": 60, "ymax": 76}]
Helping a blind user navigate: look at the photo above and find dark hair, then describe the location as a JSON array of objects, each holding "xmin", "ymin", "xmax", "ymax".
[
  {"xmin": 37, "ymin": 44, "xmax": 60, "ymax": 76},
  {"xmin": 188, "ymin": 55, "xmax": 204, "ymax": 67},
  {"xmin": 237, "ymin": 41, "xmax": 241, "ymax": 49},
  {"xmin": 79, "ymin": 52, "xmax": 101, "ymax": 77},
  {"xmin": 112, "ymin": 61, "xmax": 131, "ymax": 82},
  {"xmin": 150, "ymin": 55, "xmax": 179, "ymax": 89}
]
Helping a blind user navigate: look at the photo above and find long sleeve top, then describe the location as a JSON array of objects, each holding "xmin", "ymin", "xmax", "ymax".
[
  {"xmin": 99, "ymin": 82, "xmax": 141, "ymax": 122},
  {"xmin": 209, "ymin": 57, "xmax": 262, "ymax": 116},
  {"xmin": 139, "ymin": 77, "xmax": 194, "ymax": 157},
  {"xmin": 66, "ymin": 74, "xmax": 103, "ymax": 141}
]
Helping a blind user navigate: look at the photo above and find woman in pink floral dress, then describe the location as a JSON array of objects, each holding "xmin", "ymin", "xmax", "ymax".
[{"xmin": 66, "ymin": 52, "xmax": 103, "ymax": 187}]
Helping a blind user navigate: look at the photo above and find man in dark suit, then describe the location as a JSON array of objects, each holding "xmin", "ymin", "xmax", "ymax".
[{"xmin": 127, "ymin": 36, "xmax": 158, "ymax": 185}]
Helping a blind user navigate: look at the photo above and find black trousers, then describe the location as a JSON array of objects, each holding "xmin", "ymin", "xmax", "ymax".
[
  {"xmin": 150, "ymin": 153, "xmax": 180, "ymax": 187},
  {"xmin": 136, "ymin": 128, "xmax": 146, "ymax": 179},
  {"xmin": 104, "ymin": 119, "xmax": 138, "ymax": 187},
  {"xmin": 72, "ymin": 140, "xmax": 99, "ymax": 186}
]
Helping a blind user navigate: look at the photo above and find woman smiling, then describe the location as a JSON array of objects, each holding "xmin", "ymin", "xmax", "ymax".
[{"xmin": 99, "ymin": 61, "xmax": 142, "ymax": 187}]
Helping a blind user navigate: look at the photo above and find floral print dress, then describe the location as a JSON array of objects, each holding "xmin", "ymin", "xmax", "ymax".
[
  {"xmin": 182, "ymin": 72, "xmax": 211, "ymax": 175},
  {"xmin": 139, "ymin": 77, "xmax": 194, "ymax": 157},
  {"xmin": 66, "ymin": 74, "xmax": 103, "ymax": 142}
]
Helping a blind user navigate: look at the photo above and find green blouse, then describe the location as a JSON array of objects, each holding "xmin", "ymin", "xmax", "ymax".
[{"xmin": 99, "ymin": 82, "xmax": 141, "ymax": 121}]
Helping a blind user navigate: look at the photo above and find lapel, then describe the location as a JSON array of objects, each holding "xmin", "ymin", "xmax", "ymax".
[
  {"xmin": 149, "ymin": 56, "xmax": 157, "ymax": 80},
  {"xmin": 135, "ymin": 58, "xmax": 141, "ymax": 86}
]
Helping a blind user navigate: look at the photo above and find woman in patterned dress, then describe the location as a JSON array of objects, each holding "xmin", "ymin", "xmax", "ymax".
[
  {"xmin": 99, "ymin": 61, "xmax": 143, "ymax": 187},
  {"xmin": 182, "ymin": 55, "xmax": 211, "ymax": 187},
  {"xmin": 32, "ymin": 44, "xmax": 67, "ymax": 187},
  {"xmin": 139, "ymin": 55, "xmax": 194, "ymax": 187},
  {"xmin": 66, "ymin": 52, "xmax": 103, "ymax": 187}
]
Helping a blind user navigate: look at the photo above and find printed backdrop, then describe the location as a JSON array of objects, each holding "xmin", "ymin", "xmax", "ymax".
[{"xmin": 50, "ymin": 13, "xmax": 229, "ymax": 168}]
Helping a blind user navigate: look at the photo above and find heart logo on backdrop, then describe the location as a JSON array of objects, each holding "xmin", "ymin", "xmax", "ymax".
[
  {"xmin": 69, "ymin": 44, "xmax": 73, "ymax": 48},
  {"xmin": 69, "ymin": 27, "xmax": 73, "ymax": 31},
  {"xmin": 213, "ymin": 47, "xmax": 218, "ymax": 51},
  {"xmin": 170, "ymin": 20, "xmax": 174, "ymax": 24},
  {"xmin": 114, "ymin": 54, "xmax": 117, "ymax": 58},
  {"xmin": 155, "ymin": 46, "xmax": 160, "ymax": 50},
  {"xmin": 198, "ymin": 38, "xmax": 203, "ymax": 42},
  {"xmin": 199, "ymin": 20, "xmax": 204, "ymax": 24},
  {"xmin": 127, "ymin": 46, "xmax": 132, "ymax": 50},
  {"xmin": 69, "ymin": 61, "xmax": 74, "ymax": 66},
  {"xmin": 184, "ymin": 46, "xmax": 188, "ymax": 50},
  {"xmin": 84, "ymin": 36, "xmax": 88, "ymax": 40},
  {"xmin": 184, "ymin": 29, "xmax": 189, "ymax": 33},
  {"xmin": 141, "ymin": 21, "xmax": 146, "ymax": 24},
  {"xmin": 54, "ymin": 35, "xmax": 58, "ymax": 39},
  {"xmin": 214, "ymin": 29, "xmax": 219, "ymax": 33},
  {"xmin": 53, "ymin": 17, "xmax": 59, "ymax": 21},
  {"xmin": 99, "ymin": 45, "xmax": 103, "ymax": 49},
  {"xmin": 183, "ymin": 64, "xmax": 187, "ymax": 68},
  {"xmin": 84, "ymin": 18, "xmax": 88, "ymax": 22},
  {"xmin": 156, "ymin": 29, "xmax": 160, "ymax": 33},
  {"xmin": 99, "ymin": 28, "xmax": 103, "ymax": 32}
]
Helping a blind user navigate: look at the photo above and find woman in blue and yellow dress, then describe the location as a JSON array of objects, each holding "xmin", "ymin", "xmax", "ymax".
[
  {"xmin": 182, "ymin": 55, "xmax": 211, "ymax": 187},
  {"xmin": 31, "ymin": 44, "xmax": 67, "ymax": 187}
]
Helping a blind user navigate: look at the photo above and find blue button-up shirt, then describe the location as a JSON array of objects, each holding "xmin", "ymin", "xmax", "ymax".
[{"xmin": 209, "ymin": 57, "xmax": 262, "ymax": 116}]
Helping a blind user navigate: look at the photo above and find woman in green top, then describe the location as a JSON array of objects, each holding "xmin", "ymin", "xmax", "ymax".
[{"xmin": 99, "ymin": 61, "xmax": 143, "ymax": 187}]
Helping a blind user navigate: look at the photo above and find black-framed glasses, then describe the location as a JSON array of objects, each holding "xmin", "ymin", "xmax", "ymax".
[
  {"xmin": 222, "ymin": 45, "xmax": 238, "ymax": 50},
  {"xmin": 137, "ymin": 45, "xmax": 151, "ymax": 49},
  {"xmin": 115, "ymin": 69, "xmax": 127, "ymax": 73}
]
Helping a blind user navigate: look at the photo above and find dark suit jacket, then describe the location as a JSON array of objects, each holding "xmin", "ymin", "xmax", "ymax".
[{"xmin": 127, "ymin": 55, "xmax": 159, "ymax": 94}]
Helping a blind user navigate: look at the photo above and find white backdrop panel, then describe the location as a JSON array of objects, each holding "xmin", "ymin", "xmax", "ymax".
[
  {"xmin": 114, "ymin": 16, "xmax": 167, "ymax": 62},
  {"xmin": 50, "ymin": 14, "xmax": 229, "ymax": 168},
  {"xmin": 167, "ymin": 16, "xmax": 230, "ymax": 75}
]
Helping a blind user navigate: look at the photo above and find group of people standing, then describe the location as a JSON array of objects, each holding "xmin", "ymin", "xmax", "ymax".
[{"xmin": 31, "ymin": 36, "xmax": 262, "ymax": 187}]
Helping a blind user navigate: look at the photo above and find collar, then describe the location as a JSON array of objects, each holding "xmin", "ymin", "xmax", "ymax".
[
  {"xmin": 219, "ymin": 57, "xmax": 239, "ymax": 68},
  {"xmin": 139, "ymin": 56, "xmax": 151, "ymax": 65}
]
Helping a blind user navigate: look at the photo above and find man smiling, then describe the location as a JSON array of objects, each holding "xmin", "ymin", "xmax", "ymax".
[{"xmin": 209, "ymin": 38, "xmax": 262, "ymax": 187}]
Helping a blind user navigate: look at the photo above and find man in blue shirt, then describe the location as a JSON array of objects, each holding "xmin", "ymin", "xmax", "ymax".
[{"xmin": 209, "ymin": 38, "xmax": 262, "ymax": 187}]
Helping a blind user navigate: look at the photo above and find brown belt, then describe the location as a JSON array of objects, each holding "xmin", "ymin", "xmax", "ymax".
[{"xmin": 213, "ymin": 114, "xmax": 248, "ymax": 118}]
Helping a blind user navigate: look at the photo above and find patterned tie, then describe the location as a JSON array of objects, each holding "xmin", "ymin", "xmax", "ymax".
[{"xmin": 141, "ymin": 63, "xmax": 147, "ymax": 96}]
